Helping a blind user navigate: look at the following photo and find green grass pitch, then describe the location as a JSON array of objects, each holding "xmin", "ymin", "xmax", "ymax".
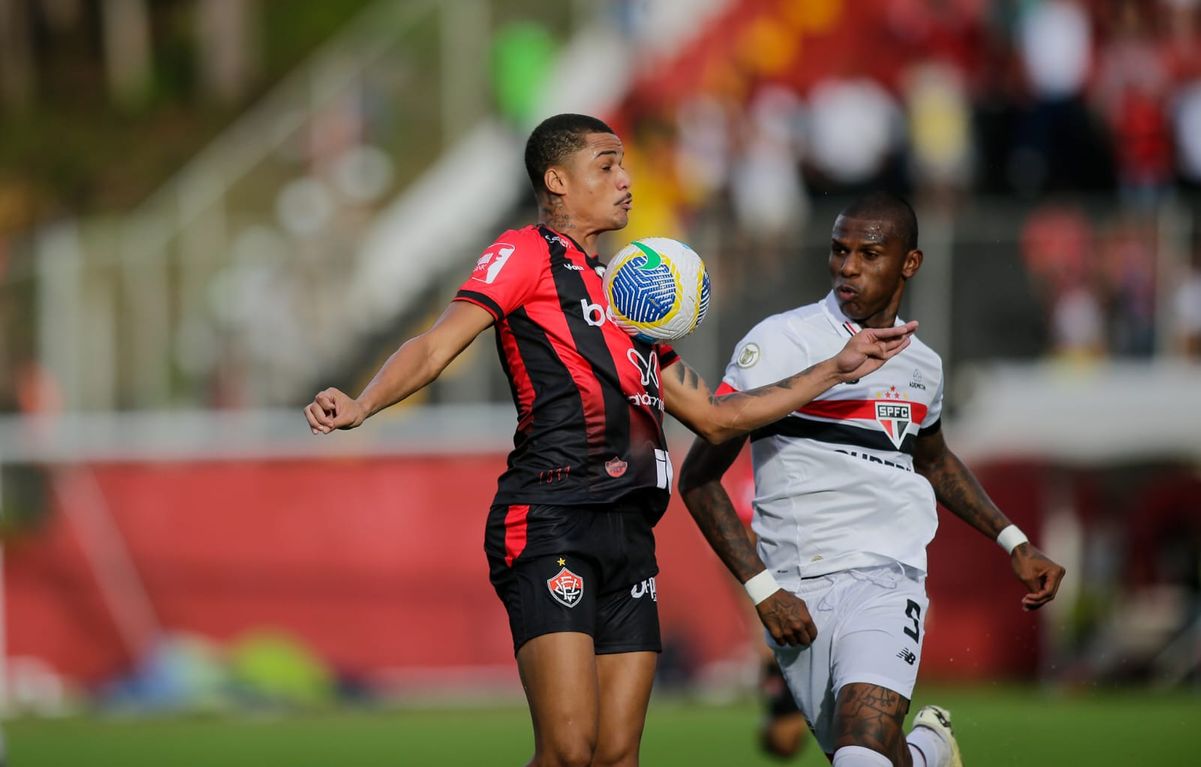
[{"xmin": 7, "ymin": 686, "xmax": 1198, "ymax": 765}]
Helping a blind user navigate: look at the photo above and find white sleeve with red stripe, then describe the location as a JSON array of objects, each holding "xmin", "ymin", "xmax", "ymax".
[{"xmin": 720, "ymin": 317, "xmax": 811, "ymax": 395}]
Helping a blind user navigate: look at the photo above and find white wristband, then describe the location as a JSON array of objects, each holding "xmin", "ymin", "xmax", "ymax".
[
  {"xmin": 996, "ymin": 524, "xmax": 1029, "ymax": 555},
  {"xmin": 744, "ymin": 570, "xmax": 782, "ymax": 605}
]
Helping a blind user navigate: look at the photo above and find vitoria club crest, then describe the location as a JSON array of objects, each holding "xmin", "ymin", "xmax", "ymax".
[
  {"xmin": 874, "ymin": 401, "xmax": 912, "ymax": 449},
  {"xmin": 547, "ymin": 567, "xmax": 584, "ymax": 608}
]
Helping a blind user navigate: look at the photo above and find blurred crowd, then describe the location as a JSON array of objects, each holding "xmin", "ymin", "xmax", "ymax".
[{"xmin": 605, "ymin": 0, "xmax": 1201, "ymax": 360}]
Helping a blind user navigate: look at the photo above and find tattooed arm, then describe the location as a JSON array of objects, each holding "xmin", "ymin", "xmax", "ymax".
[
  {"xmin": 678, "ymin": 435, "xmax": 818, "ymax": 646},
  {"xmin": 913, "ymin": 428, "xmax": 1066, "ymax": 610},
  {"xmin": 662, "ymin": 321, "xmax": 918, "ymax": 443}
]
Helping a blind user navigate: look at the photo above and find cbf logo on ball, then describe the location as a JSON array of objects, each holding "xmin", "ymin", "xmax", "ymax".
[{"xmin": 604, "ymin": 238, "xmax": 710, "ymax": 342}]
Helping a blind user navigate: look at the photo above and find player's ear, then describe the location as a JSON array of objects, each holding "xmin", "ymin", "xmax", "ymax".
[
  {"xmin": 902, "ymin": 249, "xmax": 923, "ymax": 279},
  {"xmin": 544, "ymin": 165, "xmax": 569, "ymax": 197}
]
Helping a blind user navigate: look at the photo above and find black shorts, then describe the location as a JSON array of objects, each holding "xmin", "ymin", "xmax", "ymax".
[{"xmin": 484, "ymin": 494, "xmax": 661, "ymax": 655}]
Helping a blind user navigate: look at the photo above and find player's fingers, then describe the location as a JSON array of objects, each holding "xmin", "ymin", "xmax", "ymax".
[
  {"xmin": 798, "ymin": 618, "xmax": 817, "ymax": 646},
  {"xmin": 786, "ymin": 623, "xmax": 812, "ymax": 647},
  {"xmin": 315, "ymin": 389, "xmax": 341, "ymax": 413},
  {"xmin": 1022, "ymin": 593, "xmax": 1053, "ymax": 611},
  {"xmin": 304, "ymin": 403, "xmax": 328, "ymax": 434},
  {"xmin": 1027, "ymin": 567, "xmax": 1066, "ymax": 607},
  {"xmin": 768, "ymin": 619, "xmax": 797, "ymax": 643},
  {"xmin": 873, "ymin": 320, "xmax": 919, "ymax": 339}
]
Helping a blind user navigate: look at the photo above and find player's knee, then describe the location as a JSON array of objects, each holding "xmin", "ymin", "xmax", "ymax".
[
  {"xmin": 760, "ymin": 722, "xmax": 804, "ymax": 760},
  {"xmin": 591, "ymin": 737, "xmax": 640, "ymax": 767},
  {"xmin": 590, "ymin": 721, "xmax": 646, "ymax": 767},
  {"xmin": 534, "ymin": 732, "xmax": 597, "ymax": 767},
  {"xmin": 760, "ymin": 736, "xmax": 800, "ymax": 760},
  {"xmin": 834, "ymin": 683, "xmax": 910, "ymax": 762}
]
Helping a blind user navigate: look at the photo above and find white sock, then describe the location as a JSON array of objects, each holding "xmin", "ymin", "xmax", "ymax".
[
  {"xmin": 907, "ymin": 724, "xmax": 949, "ymax": 767},
  {"xmin": 832, "ymin": 745, "xmax": 892, "ymax": 766}
]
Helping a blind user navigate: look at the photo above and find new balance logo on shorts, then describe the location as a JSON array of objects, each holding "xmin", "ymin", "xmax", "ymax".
[{"xmin": 897, "ymin": 648, "xmax": 917, "ymax": 665}]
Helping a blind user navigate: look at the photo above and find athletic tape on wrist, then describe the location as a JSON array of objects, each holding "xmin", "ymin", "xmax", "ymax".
[
  {"xmin": 743, "ymin": 570, "xmax": 782, "ymax": 605},
  {"xmin": 996, "ymin": 524, "xmax": 1029, "ymax": 555}
]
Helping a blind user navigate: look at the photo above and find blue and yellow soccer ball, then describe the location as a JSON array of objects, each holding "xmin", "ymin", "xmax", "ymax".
[{"xmin": 603, "ymin": 238, "xmax": 710, "ymax": 342}]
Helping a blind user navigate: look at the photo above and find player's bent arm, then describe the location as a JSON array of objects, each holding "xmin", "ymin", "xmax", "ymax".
[
  {"xmin": 305, "ymin": 301, "xmax": 494, "ymax": 433},
  {"xmin": 664, "ymin": 321, "xmax": 918, "ymax": 444},
  {"xmin": 678, "ymin": 434, "xmax": 765, "ymax": 582},
  {"xmin": 679, "ymin": 435, "xmax": 818, "ymax": 646},
  {"xmin": 912, "ymin": 428, "xmax": 1014, "ymax": 539},
  {"xmin": 662, "ymin": 358, "xmax": 838, "ymax": 444},
  {"xmin": 913, "ymin": 428, "xmax": 1066, "ymax": 609}
]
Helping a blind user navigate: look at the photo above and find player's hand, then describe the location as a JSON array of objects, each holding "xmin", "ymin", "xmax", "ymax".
[
  {"xmin": 1010, "ymin": 543, "xmax": 1066, "ymax": 611},
  {"xmin": 833, "ymin": 321, "xmax": 919, "ymax": 382},
  {"xmin": 304, "ymin": 387, "xmax": 367, "ymax": 434},
  {"xmin": 756, "ymin": 589, "xmax": 817, "ymax": 647}
]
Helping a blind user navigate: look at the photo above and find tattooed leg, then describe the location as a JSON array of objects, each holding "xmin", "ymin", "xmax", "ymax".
[{"xmin": 834, "ymin": 682, "xmax": 912, "ymax": 766}]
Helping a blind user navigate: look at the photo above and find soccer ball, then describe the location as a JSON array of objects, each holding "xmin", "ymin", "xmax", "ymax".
[{"xmin": 603, "ymin": 238, "xmax": 711, "ymax": 342}]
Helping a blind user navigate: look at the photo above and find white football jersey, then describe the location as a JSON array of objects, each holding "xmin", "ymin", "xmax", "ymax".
[{"xmin": 721, "ymin": 292, "xmax": 945, "ymax": 580}]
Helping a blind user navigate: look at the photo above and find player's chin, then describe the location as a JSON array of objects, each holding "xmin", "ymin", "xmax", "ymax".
[{"xmin": 610, "ymin": 210, "xmax": 630, "ymax": 230}]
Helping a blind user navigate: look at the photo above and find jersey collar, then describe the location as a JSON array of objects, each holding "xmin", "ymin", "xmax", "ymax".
[
  {"xmin": 820, "ymin": 290, "xmax": 905, "ymax": 338},
  {"xmin": 542, "ymin": 226, "xmax": 604, "ymax": 271}
]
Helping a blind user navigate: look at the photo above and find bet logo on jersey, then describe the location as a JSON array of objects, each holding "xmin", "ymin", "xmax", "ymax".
[{"xmin": 547, "ymin": 566, "xmax": 584, "ymax": 608}]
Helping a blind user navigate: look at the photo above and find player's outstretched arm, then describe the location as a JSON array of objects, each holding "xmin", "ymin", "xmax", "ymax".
[
  {"xmin": 679, "ymin": 436, "xmax": 817, "ymax": 646},
  {"xmin": 304, "ymin": 301, "xmax": 494, "ymax": 434},
  {"xmin": 913, "ymin": 429, "xmax": 1066, "ymax": 611},
  {"xmin": 663, "ymin": 321, "xmax": 918, "ymax": 444}
]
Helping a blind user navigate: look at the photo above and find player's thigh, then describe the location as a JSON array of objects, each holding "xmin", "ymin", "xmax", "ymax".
[
  {"xmin": 517, "ymin": 632, "xmax": 600, "ymax": 758},
  {"xmin": 768, "ymin": 574, "xmax": 840, "ymax": 751},
  {"xmin": 831, "ymin": 572, "xmax": 928, "ymax": 701},
  {"xmin": 833, "ymin": 682, "xmax": 911, "ymax": 764},
  {"xmin": 593, "ymin": 651, "xmax": 657, "ymax": 766},
  {"xmin": 485, "ymin": 504, "xmax": 601, "ymax": 652}
]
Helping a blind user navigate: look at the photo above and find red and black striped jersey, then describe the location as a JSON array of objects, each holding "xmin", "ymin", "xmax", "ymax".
[{"xmin": 454, "ymin": 225, "xmax": 680, "ymax": 516}]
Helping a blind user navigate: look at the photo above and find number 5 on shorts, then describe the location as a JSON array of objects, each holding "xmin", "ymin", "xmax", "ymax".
[{"xmin": 903, "ymin": 599, "xmax": 921, "ymax": 642}]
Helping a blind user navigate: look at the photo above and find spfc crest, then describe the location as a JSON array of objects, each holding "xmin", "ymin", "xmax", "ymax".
[
  {"xmin": 547, "ymin": 567, "xmax": 584, "ymax": 608},
  {"xmin": 874, "ymin": 401, "xmax": 912, "ymax": 450}
]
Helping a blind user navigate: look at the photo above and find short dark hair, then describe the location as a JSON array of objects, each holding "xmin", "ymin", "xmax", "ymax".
[
  {"xmin": 524, "ymin": 113, "xmax": 616, "ymax": 195},
  {"xmin": 838, "ymin": 192, "xmax": 919, "ymax": 251}
]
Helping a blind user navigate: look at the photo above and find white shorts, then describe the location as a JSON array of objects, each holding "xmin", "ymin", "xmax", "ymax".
[{"xmin": 768, "ymin": 563, "xmax": 929, "ymax": 754}]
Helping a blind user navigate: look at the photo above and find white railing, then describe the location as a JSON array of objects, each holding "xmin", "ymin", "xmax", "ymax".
[{"xmin": 27, "ymin": 0, "xmax": 567, "ymax": 411}]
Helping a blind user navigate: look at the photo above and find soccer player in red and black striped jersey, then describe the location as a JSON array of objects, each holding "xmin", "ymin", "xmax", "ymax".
[{"xmin": 304, "ymin": 114, "xmax": 917, "ymax": 767}]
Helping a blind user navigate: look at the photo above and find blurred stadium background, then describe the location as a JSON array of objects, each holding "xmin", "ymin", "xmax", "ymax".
[{"xmin": 1, "ymin": 0, "xmax": 1200, "ymax": 764}]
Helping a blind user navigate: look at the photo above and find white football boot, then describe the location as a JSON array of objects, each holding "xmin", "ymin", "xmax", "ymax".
[{"xmin": 912, "ymin": 704, "xmax": 963, "ymax": 767}]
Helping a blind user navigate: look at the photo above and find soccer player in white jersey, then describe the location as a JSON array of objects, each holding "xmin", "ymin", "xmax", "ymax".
[{"xmin": 679, "ymin": 193, "xmax": 1066, "ymax": 767}]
